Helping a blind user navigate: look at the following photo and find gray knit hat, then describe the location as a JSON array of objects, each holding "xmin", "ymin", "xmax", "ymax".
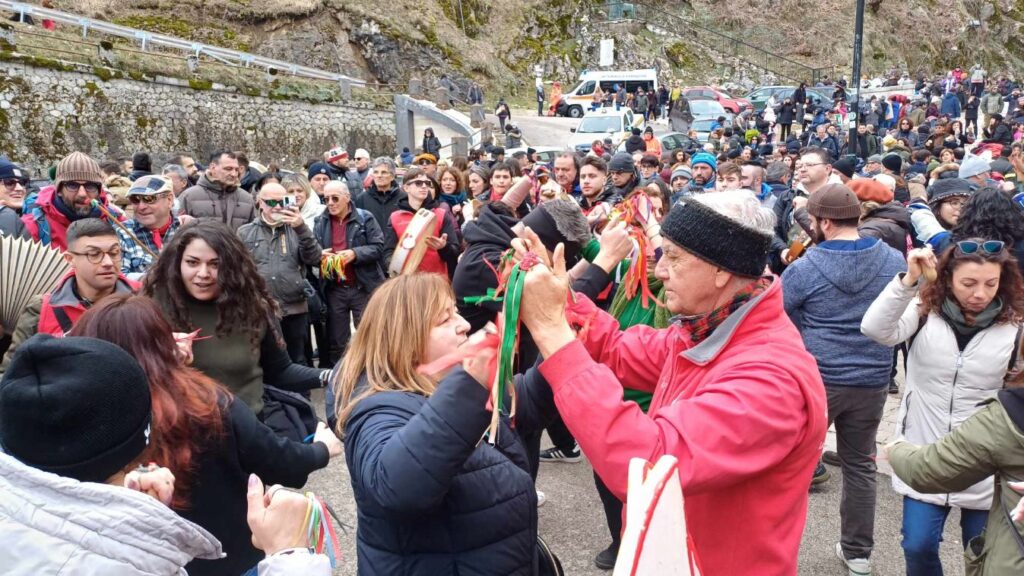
[{"xmin": 55, "ymin": 151, "xmax": 104, "ymax": 190}]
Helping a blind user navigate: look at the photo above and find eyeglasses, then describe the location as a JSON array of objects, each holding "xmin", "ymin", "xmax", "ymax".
[
  {"xmin": 797, "ymin": 162, "xmax": 827, "ymax": 169},
  {"xmin": 406, "ymin": 179, "xmax": 433, "ymax": 187},
  {"xmin": 129, "ymin": 193, "xmax": 169, "ymax": 205},
  {"xmin": 943, "ymin": 198, "xmax": 968, "ymax": 209},
  {"xmin": 417, "ymin": 160, "xmax": 434, "ymax": 166},
  {"xmin": 956, "ymin": 239, "xmax": 1005, "ymax": 255},
  {"xmin": 63, "ymin": 181, "xmax": 101, "ymax": 194},
  {"xmin": 68, "ymin": 246, "xmax": 122, "ymax": 264},
  {"xmin": 262, "ymin": 198, "xmax": 291, "ymax": 208},
  {"xmin": 2, "ymin": 178, "xmax": 26, "ymax": 189},
  {"xmin": 324, "ymin": 196, "xmax": 346, "ymax": 204}
]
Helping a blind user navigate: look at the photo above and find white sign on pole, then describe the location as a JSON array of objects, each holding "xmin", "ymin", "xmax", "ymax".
[{"xmin": 600, "ymin": 39, "xmax": 614, "ymax": 67}]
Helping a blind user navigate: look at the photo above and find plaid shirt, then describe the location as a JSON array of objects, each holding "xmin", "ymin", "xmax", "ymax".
[
  {"xmin": 675, "ymin": 277, "xmax": 771, "ymax": 345},
  {"xmin": 117, "ymin": 216, "xmax": 180, "ymax": 275}
]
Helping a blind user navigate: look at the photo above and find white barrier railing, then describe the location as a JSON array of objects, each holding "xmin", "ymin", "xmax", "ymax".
[{"xmin": 0, "ymin": 0, "xmax": 366, "ymax": 87}]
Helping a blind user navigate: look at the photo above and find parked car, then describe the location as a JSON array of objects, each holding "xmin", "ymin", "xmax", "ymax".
[
  {"xmin": 616, "ymin": 131, "xmax": 699, "ymax": 154},
  {"xmin": 505, "ymin": 146, "xmax": 564, "ymax": 165},
  {"xmin": 745, "ymin": 85, "xmax": 845, "ymax": 112},
  {"xmin": 568, "ymin": 107, "xmax": 639, "ymax": 153},
  {"xmin": 682, "ymin": 86, "xmax": 750, "ymax": 114},
  {"xmin": 689, "ymin": 99, "xmax": 734, "ymax": 123},
  {"xmin": 691, "ymin": 118, "xmax": 719, "ymax": 143}
]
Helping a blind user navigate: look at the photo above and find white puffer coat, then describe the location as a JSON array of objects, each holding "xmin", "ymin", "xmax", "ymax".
[
  {"xmin": 0, "ymin": 452, "xmax": 223, "ymax": 574},
  {"xmin": 862, "ymin": 275, "xmax": 1022, "ymax": 510}
]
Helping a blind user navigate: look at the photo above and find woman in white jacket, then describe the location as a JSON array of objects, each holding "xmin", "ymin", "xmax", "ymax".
[{"xmin": 861, "ymin": 239, "xmax": 1024, "ymax": 576}]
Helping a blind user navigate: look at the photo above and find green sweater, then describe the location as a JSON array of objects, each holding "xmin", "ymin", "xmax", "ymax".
[{"xmin": 178, "ymin": 297, "xmax": 267, "ymax": 412}]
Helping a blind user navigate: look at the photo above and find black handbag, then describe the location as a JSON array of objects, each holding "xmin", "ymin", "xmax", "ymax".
[{"xmin": 537, "ymin": 535, "xmax": 564, "ymax": 576}]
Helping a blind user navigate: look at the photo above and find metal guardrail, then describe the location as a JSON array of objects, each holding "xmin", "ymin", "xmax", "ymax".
[
  {"xmin": 0, "ymin": 0, "xmax": 367, "ymax": 87},
  {"xmin": 604, "ymin": 0, "xmax": 831, "ymax": 85}
]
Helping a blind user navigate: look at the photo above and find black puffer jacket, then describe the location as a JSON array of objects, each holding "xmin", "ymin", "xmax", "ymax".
[
  {"xmin": 859, "ymin": 202, "xmax": 911, "ymax": 257},
  {"xmin": 313, "ymin": 208, "xmax": 386, "ymax": 293},
  {"xmin": 344, "ymin": 367, "xmax": 555, "ymax": 576},
  {"xmin": 354, "ymin": 182, "xmax": 405, "ymax": 235}
]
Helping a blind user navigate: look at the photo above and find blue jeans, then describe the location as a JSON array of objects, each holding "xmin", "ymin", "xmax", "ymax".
[{"xmin": 901, "ymin": 496, "xmax": 988, "ymax": 576}]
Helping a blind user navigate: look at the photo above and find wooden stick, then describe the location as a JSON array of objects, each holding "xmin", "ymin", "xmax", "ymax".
[{"xmin": 90, "ymin": 200, "xmax": 158, "ymax": 260}]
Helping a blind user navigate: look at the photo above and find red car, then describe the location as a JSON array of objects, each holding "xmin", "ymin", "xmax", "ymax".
[{"xmin": 682, "ymin": 86, "xmax": 751, "ymax": 114}]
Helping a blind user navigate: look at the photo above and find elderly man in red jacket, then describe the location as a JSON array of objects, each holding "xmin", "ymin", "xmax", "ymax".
[{"xmin": 520, "ymin": 190, "xmax": 827, "ymax": 575}]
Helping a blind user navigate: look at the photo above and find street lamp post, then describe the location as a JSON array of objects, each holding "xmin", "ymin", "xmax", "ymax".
[{"xmin": 848, "ymin": 0, "xmax": 866, "ymax": 158}]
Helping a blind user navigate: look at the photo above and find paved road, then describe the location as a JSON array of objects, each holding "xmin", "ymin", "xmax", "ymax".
[
  {"xmin": 486, "ymin": 109, "xmax": 672, "ymax": 151},
  {"xmin": 305, "ymin": 366, "xmax": 967, "ymax": 575}
]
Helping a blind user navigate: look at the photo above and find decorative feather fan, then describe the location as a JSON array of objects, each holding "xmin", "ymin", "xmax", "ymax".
[{"xmin": 0, "ymin": 235, "xmax": 70, "ymax": 329}]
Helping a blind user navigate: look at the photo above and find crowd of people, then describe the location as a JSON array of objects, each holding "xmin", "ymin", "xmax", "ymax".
[{"xmin": 1, "ymin": 62, "xmax": 1024, "ymax": 576}]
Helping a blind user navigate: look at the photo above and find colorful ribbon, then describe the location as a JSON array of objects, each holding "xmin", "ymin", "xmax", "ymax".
[
  {"xmin": 320, "ymin": 253, "xmax": 347, "ymax": 282},
  {"xmin": 607, "ymin": 195, "xmax": 663, "ymax": 310}
]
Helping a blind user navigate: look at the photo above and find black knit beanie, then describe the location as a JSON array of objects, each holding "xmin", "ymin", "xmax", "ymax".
[
  {"xmin": 0, "ymin": 334, "xmax": 152, "ymax": 483},
  {"xmin": 660, "ymin": 197, "xmax": 772, "ymax": 277}
]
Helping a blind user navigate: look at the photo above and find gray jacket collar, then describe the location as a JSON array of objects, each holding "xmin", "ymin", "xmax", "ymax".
[{"xmin": 674, "ymin": 276, "xmax": 777, "ymax": 366}]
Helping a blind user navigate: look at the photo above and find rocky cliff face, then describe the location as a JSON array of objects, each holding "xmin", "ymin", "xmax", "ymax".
[{"xmin": 55, "ymin": 0, "xmax": 1024, "ymax": 100}]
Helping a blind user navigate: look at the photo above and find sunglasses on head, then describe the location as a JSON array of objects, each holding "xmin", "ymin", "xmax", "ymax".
[{"xmin": 956, "ymin": 239, "xmax": 1005, "ymax": 255}]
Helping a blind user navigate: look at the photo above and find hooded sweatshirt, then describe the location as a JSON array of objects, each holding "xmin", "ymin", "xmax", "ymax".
[
  {"xmin": 781, "ymin": 237, "xmax": 907, "ymax": 387},
  {"xmin": 453, "ymin": 205, "xmax": 519, "ymax": 333}
]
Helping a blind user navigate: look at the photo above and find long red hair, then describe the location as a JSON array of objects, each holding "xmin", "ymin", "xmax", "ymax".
[{"xmin": 70, "ymin": 294, "xmax": 226, "ymax": 509}]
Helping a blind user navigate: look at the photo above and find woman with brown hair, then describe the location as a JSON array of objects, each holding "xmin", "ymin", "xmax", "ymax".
[
  {"xmin": 143, "ymin": 221, "xmax": 327, "ymax": 415},
  {"xmin": 862, "ymin": 240, "xmax": 1024, "ymax": 575},
  {"xmin": 334, "ymin": 273, "xmax": 560, "ymax": 575},
  {"xmin": 70, "ymin": 294, "xmax": 341, "ymax": 576}
]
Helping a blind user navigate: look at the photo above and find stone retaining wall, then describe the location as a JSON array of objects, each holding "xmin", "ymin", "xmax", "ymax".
[{"xmin": 0, "ymin": 60, "xmax": 395, "ymax": 177}]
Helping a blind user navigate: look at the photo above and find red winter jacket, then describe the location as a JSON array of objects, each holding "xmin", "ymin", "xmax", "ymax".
[
  {"xmin": 37, "ymin": 271, "xmax": 139, "ymax": 335},
  {"xmin": 21, "ymin": 185, "xmax": 124, "ymax": 251},
  {"xmin": 539, "ymin": 277, "xmax": 826, "ymax": 575}
]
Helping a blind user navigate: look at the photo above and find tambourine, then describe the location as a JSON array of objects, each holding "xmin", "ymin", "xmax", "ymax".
[{"xmin": 388, "ymin": 208, "xmax": 437, "ymax": 277}]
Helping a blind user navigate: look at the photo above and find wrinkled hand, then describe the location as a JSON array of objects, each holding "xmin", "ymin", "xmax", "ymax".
[
  {"xmin": 462, "ymin": 323, "xmax": 498, "ymax": 389},
  {"xmin": 247, "ymin": 475, "xmax": 307, "ymax": 555},
  {"xmin": 593, "ymin": 221, "xmax": 633, "ymax": 274},
  {"xmin": 520, "ymin": 239, "xmax": 571, "ymax": 337},
  {"xmin": 338, "ymin": 249, "xmax": 356, "ymax": 264},
  {"xmin": 792, "ymin": 195, "xmax": 808, "ymax": 211},
  {"xmin": 904, "ymin": 246, "xmax": 937, "ymax": 287},
  {"xmin": 284, "ymin": 207, "xmax": 305, "ymax": 229},
  {"xmin": 124, "ymin": 464, "xmax": 175, "ymax": 506},
  {"xmin": 424, "ymin": 234, "xmax": 448, "ymax": 250},
  {"xmin": 312, "ymin": 421, "xmax": 342, "ymax": 457},
  {"xmin": 1009, "ymin": 481, "xmax": 1024, "ymax": 522}
]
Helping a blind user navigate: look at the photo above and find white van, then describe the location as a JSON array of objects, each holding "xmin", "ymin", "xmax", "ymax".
[{"xmin": 555, "ymin": 69, "xmax": 658, "ymax": 118}]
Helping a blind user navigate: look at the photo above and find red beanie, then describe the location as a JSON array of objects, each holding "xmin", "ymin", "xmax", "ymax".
[{"xmin": 848, "ymin": 178, "xmax": 894, "ymax": 204}]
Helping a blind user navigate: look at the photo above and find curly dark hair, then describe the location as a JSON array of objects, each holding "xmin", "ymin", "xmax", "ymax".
[
  {"xmin": 143, "ymin": 220, "xmax": 280, "ymax": 347},
  {"xmin": 918, "ymin": 239, "xmax": 1024, "ymax": 322},
  {"xmin": 953, "ymin": 187, "xmax": 1024, "ymax": 245}
]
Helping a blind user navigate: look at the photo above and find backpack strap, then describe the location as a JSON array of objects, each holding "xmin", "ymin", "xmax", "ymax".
[
  {"xmin": 1008, "ymin": 323, "xmax": 1024, "ymax": 373},
  {"xmin": 907, "ymin": 313, "xmax": 928, "ymax": 352},
  {"xmin": 52, "ymin": 307, "xmax": 74, "ymax": 335}
]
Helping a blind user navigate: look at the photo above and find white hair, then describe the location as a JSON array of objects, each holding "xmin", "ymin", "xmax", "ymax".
[{"xmin": 692, "ymin": 190, "xmax": 776, "ymax": 236}]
